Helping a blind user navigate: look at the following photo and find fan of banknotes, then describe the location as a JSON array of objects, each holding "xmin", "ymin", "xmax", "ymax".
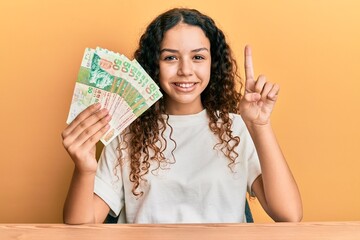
[{"xmin": 66, "ymin": 47, "xmax": 163, "ymax": 145}]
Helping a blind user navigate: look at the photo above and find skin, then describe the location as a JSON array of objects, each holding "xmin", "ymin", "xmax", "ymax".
[
  {"xmin": 240, "ymin": 46, "xmax": 303, "ymax": 222},
  {"xmin": 158, "ymin": 23, "xmax": 211, "ymax": 115},
  {"xmin": 62, "ymin": 23, "xmax": 302, "ymax": 224},
  {"xmin": 62, "ymin": 104, "xmax": 111, "ymax": 223}
]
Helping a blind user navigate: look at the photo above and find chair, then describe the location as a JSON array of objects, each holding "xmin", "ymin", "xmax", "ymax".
[
  {"xmin": 244, "ymin": 198, "xmax": 253, "ymax": 222},
  {"xmin": 105, "ymin": 199, "xmax": 253, "ymax": 223},
  {"xmin": 104, "ymin": 213, "xmax": 118, "ymax": 224}
]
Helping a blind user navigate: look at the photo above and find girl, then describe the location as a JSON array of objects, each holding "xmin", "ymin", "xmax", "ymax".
[{"xmin": 62, "ymin": 8, "xmax": 302, "ymax": 224}]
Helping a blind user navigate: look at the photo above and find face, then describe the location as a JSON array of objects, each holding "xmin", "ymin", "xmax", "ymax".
[{"xmin": 159, "ymin": 23, "xmax": 211, "ymax": 115}]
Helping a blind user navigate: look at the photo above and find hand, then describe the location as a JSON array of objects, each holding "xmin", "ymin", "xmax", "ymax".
[
  {"xmin": 239, "ymin": 45, "xmax": 280, "ymax": 126},
  {"xmin": 62, "ymin": 103, "xmax": 111, "ymax": 174}
]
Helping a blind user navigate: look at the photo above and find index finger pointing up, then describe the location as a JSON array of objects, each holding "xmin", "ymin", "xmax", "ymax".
[{"xmin": 244, "ymin": 45, "xmax": 255, "ymax": 89}]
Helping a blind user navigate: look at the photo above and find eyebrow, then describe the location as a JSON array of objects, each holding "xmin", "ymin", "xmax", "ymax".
[{"xmin": 160, "ymin": 47, "xmax": 209, "ymax": 53}]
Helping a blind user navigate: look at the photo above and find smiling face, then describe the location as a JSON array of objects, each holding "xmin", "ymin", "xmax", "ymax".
[{"xmin": 159, "ymin": 23, "xmax": 211, "ymax": 115}]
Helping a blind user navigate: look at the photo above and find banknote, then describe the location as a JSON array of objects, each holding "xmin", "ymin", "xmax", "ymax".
[{"xmin": 66, "ymin": 47, "xmax": 163, "ymax": 145}]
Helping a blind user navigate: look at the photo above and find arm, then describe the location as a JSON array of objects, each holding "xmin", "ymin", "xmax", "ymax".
[
  {"xmin": 63, "ymin": 170, "xmax": 110, "ymax": 224},
  {"xmin": 62, "ymin": 103, "xmax": 111, "ymax": 224},
  {"xmin": 247, "ymin": 123, "xmax": 302, "ymax": 222},
  {"xmin": 239, "ymin": 46, "xmax": 302, "ymax": 222}
]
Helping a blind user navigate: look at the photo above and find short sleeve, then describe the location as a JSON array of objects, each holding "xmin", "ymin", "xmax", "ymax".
[
  {"xmin": 229, "ymin": 114, "xmax": 262, "ymax": 197},
  {"xmin": 237, "ymin": 118, "xmax": 262, "ymax": 197},
  {"xmin": 94, "ymin": 137, "xmax": 124, "ymax": 217},
  {"xmin": 246, "ymin": 145, "xmax": 261, "ymax": 197}
]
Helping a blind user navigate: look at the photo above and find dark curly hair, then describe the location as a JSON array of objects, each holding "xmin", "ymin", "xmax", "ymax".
[{"xmin": 119, "ymin": 8, "xmax": 244, "ymax": 197}]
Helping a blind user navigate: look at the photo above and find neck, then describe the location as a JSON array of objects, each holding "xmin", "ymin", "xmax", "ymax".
[{"xmin": 164, "ymin": 102, "xmax": 204, "ymax": 115}]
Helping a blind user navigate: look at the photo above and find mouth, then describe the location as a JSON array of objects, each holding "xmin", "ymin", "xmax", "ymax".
[{"xmin": 173, "ymin": 82, "xmax": 197, "ymax": 89}]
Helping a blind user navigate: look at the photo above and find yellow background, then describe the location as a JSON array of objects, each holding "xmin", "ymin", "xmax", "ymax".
[{"xmin": 0, "ymin": 0, "xmax": 359, "ymax": 223}]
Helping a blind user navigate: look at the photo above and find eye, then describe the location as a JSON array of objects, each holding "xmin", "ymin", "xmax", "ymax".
[
  {"xmin": 163, "ymin": 55, "xmax": 177, "ymax": 61},
  {"xmin": 193, "ymin": 55, "xmax": 205, "ymax": 60}
]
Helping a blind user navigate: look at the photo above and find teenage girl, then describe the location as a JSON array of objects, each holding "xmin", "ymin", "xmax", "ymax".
[{"xmin": 62, "ymin": 8, "xmax": 302, "ymax": 224}]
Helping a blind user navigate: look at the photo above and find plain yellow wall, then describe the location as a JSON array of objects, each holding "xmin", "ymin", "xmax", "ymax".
[{"xmin": 0, "ymin": 0, "xmax": 359, "ymax": 223}]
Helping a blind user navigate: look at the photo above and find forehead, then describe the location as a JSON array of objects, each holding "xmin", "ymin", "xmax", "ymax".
[{"xmin": 161, "ymin": 23, "xmax": 210, "ymax": 49}]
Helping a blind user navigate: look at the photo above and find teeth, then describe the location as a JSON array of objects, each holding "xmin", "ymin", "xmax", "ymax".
[{"xmin": 174, "ymin": 83, "xmax": 195, "ymax": 88}]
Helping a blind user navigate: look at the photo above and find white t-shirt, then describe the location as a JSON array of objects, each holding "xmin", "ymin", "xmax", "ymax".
[{"xmin": 94, "ymin": 109, "xmax": 261, "ymax": 223}]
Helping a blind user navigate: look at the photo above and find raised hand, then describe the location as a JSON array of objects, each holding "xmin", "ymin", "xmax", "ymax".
[
  {"xmin": 238, "ymin": 45, "xmax": 280, "ymax": 126},
  {"xmin": 62, "ymin": 103, "xmax": 111, "ymax": 174}
]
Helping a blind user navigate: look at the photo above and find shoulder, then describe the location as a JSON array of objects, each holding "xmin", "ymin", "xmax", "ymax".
[
  {"xmin": 229, "ymin": 112, "xmax": 247, "ymax": 129},
  {"xmin": 212, "ymin": 111, "xmax": 247, "ymax": 133},
  {"xmin": 100, "ymin": 135, "xmax": 121, "ymax": 160},
  {"xmin": 228, "ymin": 112, "xmax": 255, "ymax": 143}
]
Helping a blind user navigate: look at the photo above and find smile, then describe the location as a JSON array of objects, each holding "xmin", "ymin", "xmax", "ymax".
[{"xmin": 173, "ymin": 82, "xmax": 197, "ymax": 88}]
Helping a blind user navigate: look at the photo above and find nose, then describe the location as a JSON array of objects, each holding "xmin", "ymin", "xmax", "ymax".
[{"xmin": 177, "ymin": 58, "xmax": 193, "ymax": 76}]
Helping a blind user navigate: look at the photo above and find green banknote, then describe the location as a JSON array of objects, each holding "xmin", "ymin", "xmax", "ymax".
[{"xmin": 66, "ymin": 47, "xmax": 163, "ymax": 145}]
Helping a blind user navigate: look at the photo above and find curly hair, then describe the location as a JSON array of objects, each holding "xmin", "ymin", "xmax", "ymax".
[{"xmin": 119, "ymin": 8, "xmax": 244, "ymax": 197}]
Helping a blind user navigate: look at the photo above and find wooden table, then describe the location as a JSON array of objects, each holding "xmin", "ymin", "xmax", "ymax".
[{"xmin": 1, "ymin": 222, "xmax": 360, "ymax": 240}]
